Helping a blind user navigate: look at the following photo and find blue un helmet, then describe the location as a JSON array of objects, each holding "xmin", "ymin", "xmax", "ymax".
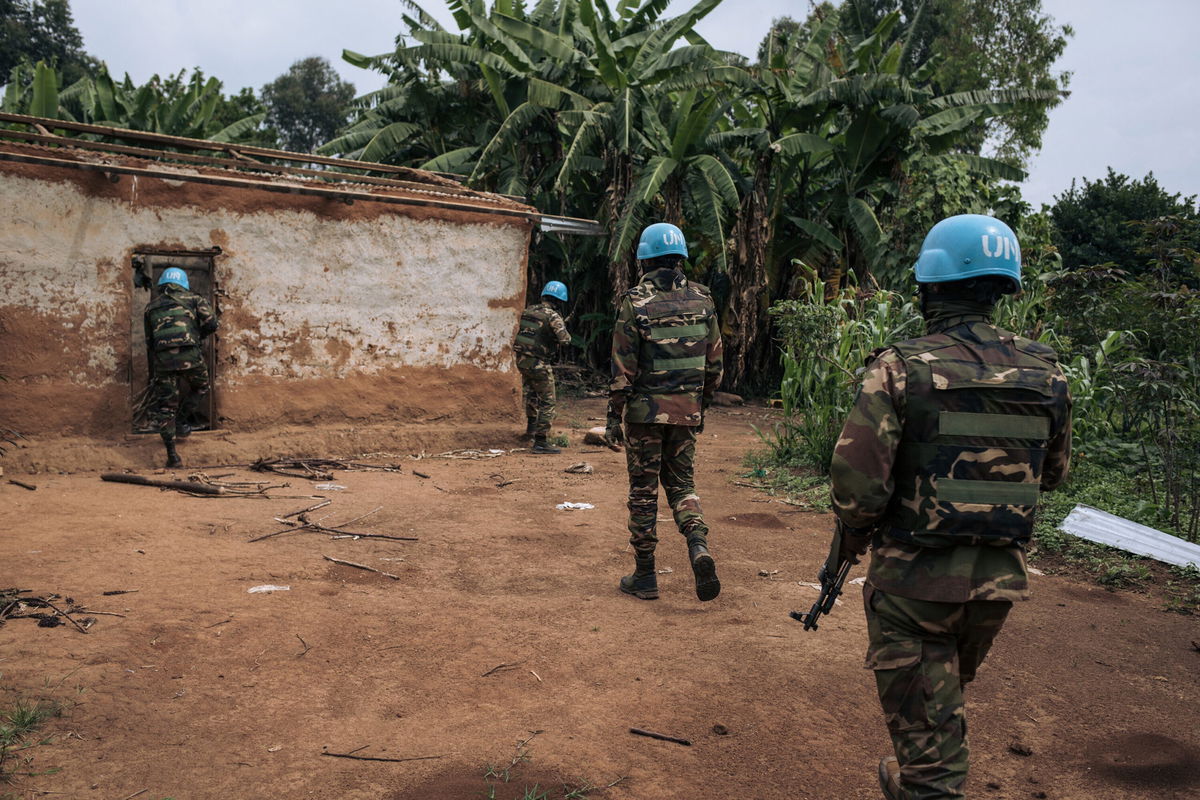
[
  {"xmin": 157, "ymin": 267, "xmax": 190, "ymax": 290},
  {"xmin": 541, "ymin": 280, "xmax": 568, "ymax": 302},
  {"xmin": 914, "ymin": 214, "xmax": 1021, "ymax": 293},
  {"xmin": 636, "ymin": 222, "xmax": 688, "ymax": 260}
]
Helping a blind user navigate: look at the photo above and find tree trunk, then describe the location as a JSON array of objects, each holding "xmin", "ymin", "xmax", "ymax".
[
  {"xmin": 725, "ymin": 152, "xmax": 774, "ymax": 390},
  {"xmin": 604, "ymin": 150, "xmax": 637, "ymax": 299}
]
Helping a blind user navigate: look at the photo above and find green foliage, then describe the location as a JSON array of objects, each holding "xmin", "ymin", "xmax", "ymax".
[
  {"xmin": 1, "ymin": 62, "xmax": 270, "ymax": 144},
  {"xmin": 0, "ymin": 697, "xmax": 61, "ymax": 780},
  {"xmin": 844, "ymin": 0, "xmax": 1073, "ymax": 167},
  {"xmin": 1050, "ymin": 169, "xmax": 1200, "ymax": 276},
  {"xmin": 764, "ymin": 268, "xmax": 921, "ymax": 472},
  {"xmin": 0, "ymin": 0, "xmax": 98, "ymax": 84},
  {"xmin": 261, "ymin": 56, "xmax": 356, "ymax": 154},
  {"xmin": 324, "ymin": 0, "xmax": 1066, "ymax": 383}
]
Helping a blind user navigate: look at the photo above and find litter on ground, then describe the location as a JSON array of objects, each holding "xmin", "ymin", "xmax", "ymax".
[
  {"xmin": 556, "ymin": 502, "xmax": 595, "ymax": 511},
  {"xmin": 248, "ymin": 585, "xmax": 290, "ymax": 593}
]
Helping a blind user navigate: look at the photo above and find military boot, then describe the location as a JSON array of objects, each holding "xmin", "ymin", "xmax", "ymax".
[
  {"xmin": 521, "ymin": 418, "xmax": 536, "ymax": 440},
  {"xmin": 161, "ymin": 433, "xmax": 182, "ymax": 469},
  {"xmin": 175, "ymin": 421, "xmax": 192, "ymax": 439},
  {"xmin": 531, "ymin": 435, "xmax": 561, "ymax": 454},
  {"xmin": 687, "ymin": 534, "xmax": 720, "ymax": 602},
  {"xmin": 878, "ymin": 756, "xmax": 903, "ymax": 800},
  {"xmin": 619, "ymin": 554, "xmax": 659, "ymax": 600}
]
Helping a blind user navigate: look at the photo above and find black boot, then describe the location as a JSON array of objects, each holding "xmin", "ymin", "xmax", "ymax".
[
  {"xmin": 687, "ymin": 534, "xmax": 720, "ymax": 602},
  {"xmin": 522, "ymin": 418, "xmax": 536, "ymax": 440},
  {"xmin": 531, "ymin": 435, "xmax": 561, "ymax": 454},
  {"xmin": 620, "ymin": 554, "xmax": 659, "ymax": 600},
  {"xmin": 175, "ymin": 420, "xmax": 192, "ymax": 439},
  {"xmin": 161, "ymin": 433, "xmax": 182, "ymax": 469}
]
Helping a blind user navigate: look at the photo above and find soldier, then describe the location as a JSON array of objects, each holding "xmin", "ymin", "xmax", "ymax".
[
  {"xmin": 826, "ymin": 215, "xmax": 1072, "ymax": 799},
  {"xmin": 605, "ymin": 222, "xmax": 724, "ymax": 602},
  {"xmin": 514, "ymin": 280, "xmax": 572, "ymax": 455},
  {"xmin": 143, "ymin": 267, "xmax": 218, "ymax": 468}
]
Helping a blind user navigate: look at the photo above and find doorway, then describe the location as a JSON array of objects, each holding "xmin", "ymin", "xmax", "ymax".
[{"xmin": 130, "ymin": 250, "xmax": 219, "ymax": 434}]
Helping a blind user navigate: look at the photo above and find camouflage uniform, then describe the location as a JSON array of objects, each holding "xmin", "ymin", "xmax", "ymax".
[
  {"xmin": 608, "ymin": 267, "xmax": 723, "ymax": 557},
  {"xmin": 144, "ymin": 284, "xmax": 218, "ymax": 439},
  {"xmin": 514, "ymin": 300, "xmax": 571, "ymax": 438},
  {"xmin": 831, "ymin": 305, "xmax": 1072, "ymax": 800}
]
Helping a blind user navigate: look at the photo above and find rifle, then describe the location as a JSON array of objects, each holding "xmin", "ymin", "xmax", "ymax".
[{"xmin": 789, "ymin": 525, "xmax": 856, "ymax": 631}]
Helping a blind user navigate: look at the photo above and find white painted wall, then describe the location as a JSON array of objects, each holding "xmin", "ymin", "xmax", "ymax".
[{"xmin": 0, "ymin": 165, "xmax": 531, "ymax": 435}]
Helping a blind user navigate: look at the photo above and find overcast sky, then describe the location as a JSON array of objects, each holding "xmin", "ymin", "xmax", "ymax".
[{"xmin": 69, "ymin": 0, "xmax": 1200, "ymax": 207}]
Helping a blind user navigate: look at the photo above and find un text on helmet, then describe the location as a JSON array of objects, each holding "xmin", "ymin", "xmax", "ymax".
[{"xmin": 980, "ymin": 235, "xmax": 1018, "ymax": 260}]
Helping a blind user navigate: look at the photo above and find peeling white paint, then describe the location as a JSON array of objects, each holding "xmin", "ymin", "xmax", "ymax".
[{"xmin": 0, "ymin": 166, "xmax": 531, "ymax": 432}]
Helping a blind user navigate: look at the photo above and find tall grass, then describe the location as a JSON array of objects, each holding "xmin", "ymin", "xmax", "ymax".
[{"xmin": 764, "ymin": 268, "xmax": 921, "ymax": 473}]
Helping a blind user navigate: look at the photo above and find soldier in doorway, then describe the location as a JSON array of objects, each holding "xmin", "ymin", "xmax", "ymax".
[
  {"xmin": 605, "ymin": 222, "xmax": 724, "ymax": 602},
  {"xmin": 826, "ymin": 215, "xmax": 1072, "ymax": 799},
  {"xmin": 514, "ymin": 281, "xmax": 572, "ymax": 454},
  {"xmin": 144, "ymin": 267, "xmax": 218, "ymax": 468}
]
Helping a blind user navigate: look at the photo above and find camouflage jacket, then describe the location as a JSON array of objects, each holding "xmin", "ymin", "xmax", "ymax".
[
  {"xmin": 830, "ymin": 314, "xmax": 1072, "ymax": 602},
  {"xmin": 144, "ymin": 284, "xmax": 217, "ymax": 371},
  {"xmin": 608, "ymin": 268, "xmax": 723, "ymax": 426},
  {"xmin": 514, "ymin": 301, "xmax": 571, "ymax": 362}
]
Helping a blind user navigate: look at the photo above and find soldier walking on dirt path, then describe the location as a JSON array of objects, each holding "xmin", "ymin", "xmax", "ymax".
[
  {"xmin": 514, "ymin": 280, "xmax": 573, "ymax": 455},
  {"xmin": 605, "ymin": 222, "xmax": 723, "ymax": 602},
  {"xmin": 826, "ymin": 215, "xmax": 1072, "ymax": 800},
  {"xmin": 144, "ymin": 267, "xmax": 218, "ymax": 469}
]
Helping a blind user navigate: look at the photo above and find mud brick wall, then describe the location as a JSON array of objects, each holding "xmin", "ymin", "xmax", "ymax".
[{"xmin": 0, "ymin": 157, "xmax": 532, "ymax": 437}]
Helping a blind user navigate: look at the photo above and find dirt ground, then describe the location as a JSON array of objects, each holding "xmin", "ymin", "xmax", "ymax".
[{"xmin": 1, "ymin": 398, "xmax": 1198, "ymax": 800}]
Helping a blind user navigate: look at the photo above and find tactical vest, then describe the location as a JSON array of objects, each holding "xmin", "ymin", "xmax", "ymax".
[
  {"xmin": 886, "ymin": 327, "xmax": 1064, "ymax": 546},
  {"xmin": 146, "ymin": 291, "xmax": 201, "ymax": 351},
  {"xmin": 514, "ymin": 304, "xmax": 555, "ymax": 360},
  {"xmin": 630, "ymin": 282, "xmax": 713, "ymax": 396}
]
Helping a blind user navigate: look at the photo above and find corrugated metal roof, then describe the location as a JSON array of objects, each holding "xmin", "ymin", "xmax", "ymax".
[{"xmin": 1058, "ymin": 504, "xmax": 1200, "ymax": 569}]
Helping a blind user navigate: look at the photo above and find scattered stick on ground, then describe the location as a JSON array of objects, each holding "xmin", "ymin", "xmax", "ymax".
[
  {"xmin": 320, "ymin": 750, "xmax": 444, "ymax": 763},
  {"xmin": 281, "ymin": 499, "xmax": 333, "ymax": 519},
  {"xmin": 295, "ymin": 634, "xmax": 311, "ymax": 657},
  {"xmin": 101, "ymin": 473, "xmax": 225, "ymax": 495},
  {"xmin": 1, "ymin": 589, "xmax": 95, "ymax": 633},
  {"xmin": 434, "ymin": 448, "xmax": 510, "ymax": 460},
  {"xmin": 481, "ymin": 659, "xmax": 527, "ymax": 677},
  {"xmin": 250, "ymin": 506, "xmax": 417, "ymax": 543},
  {"xmin": 251, "ymin": 457, "xmax": 405, "ymax": 481},
  {"xmin": 102, "ymin": 589, "xmax": 139, "ymax": 596},
  {"xmin": 7, "ymin": 479, "xmax": 36, "ymax": 490},
  {"xmin": 629, "ymin": 727, "xmax": 692, "ymax": 746},
  {"xmin": 412, "ymin": 470, "xmax": 431, "ymax": 479},
  {"xmin": 322, "ymin": 555, "xmax": 400, "ymax": 580}
]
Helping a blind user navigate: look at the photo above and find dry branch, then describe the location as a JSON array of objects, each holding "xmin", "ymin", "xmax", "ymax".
[
  {"xmin": 629, "ymin": 727, "xmax": 691, "ymax": 746},
  {"xmin": 481, "ymin": 659, "xmax": 527, "ymax": 677},
  {"xmin": 322, "ymin": 555, "xmax": 400, "ymax": 580},
  {"xmin": 7, "ymin": 479, "xmax": 36, "ymax": 490},
  {"xmin": 101, "ymin": 472, "xmax": 224, "ymax": 495},
  {"xmin": 321, "ymin": 751, "xmax": 443, "ymax": 763}
]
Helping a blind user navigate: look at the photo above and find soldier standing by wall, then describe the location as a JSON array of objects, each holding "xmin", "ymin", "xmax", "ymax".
[
  {"xmin": 144, "ymin": 267, "xmax": 218, "ymax": 468},
  {"xmin": 605, "ymin": 223, "xmax": 724, "ymax": 602},
  {"xmin": 826, "ymin": 215, "xmax": 1072, "ymax": 799},
  {"xmin": 514, "ymin": 281, "xmax": 572, "ymax": 455}
]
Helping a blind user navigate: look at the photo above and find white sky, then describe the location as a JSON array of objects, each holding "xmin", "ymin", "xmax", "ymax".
[{"xmin": 69, "ymin": 0, "xmax": 1200, "ymax": 207}]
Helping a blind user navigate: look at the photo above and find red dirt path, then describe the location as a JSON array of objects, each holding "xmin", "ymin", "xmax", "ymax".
[{"xmin": 1, "ymin": 399, "xmax": 1197, "ymax": 800}]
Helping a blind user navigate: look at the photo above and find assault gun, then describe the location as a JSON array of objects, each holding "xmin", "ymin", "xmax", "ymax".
[{"xmin": 788, "ymin": 525, "xmax": 857, "ymax": 631}]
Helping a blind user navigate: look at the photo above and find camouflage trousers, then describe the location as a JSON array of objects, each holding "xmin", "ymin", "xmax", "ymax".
[
  {"xmin": 147, "ymin": 362, "xmax": 210, "ymax": 439},
  {"xmin": 623, "ymin": 422, "xmax": 706, "ymax": 556},
  {"xmin": 864, "ymin": 586, "xmax": 1012, "ymax": 800},
  {"xmin": 518, "ymin": 358, "xmax": 556, "ymax": 437}
]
